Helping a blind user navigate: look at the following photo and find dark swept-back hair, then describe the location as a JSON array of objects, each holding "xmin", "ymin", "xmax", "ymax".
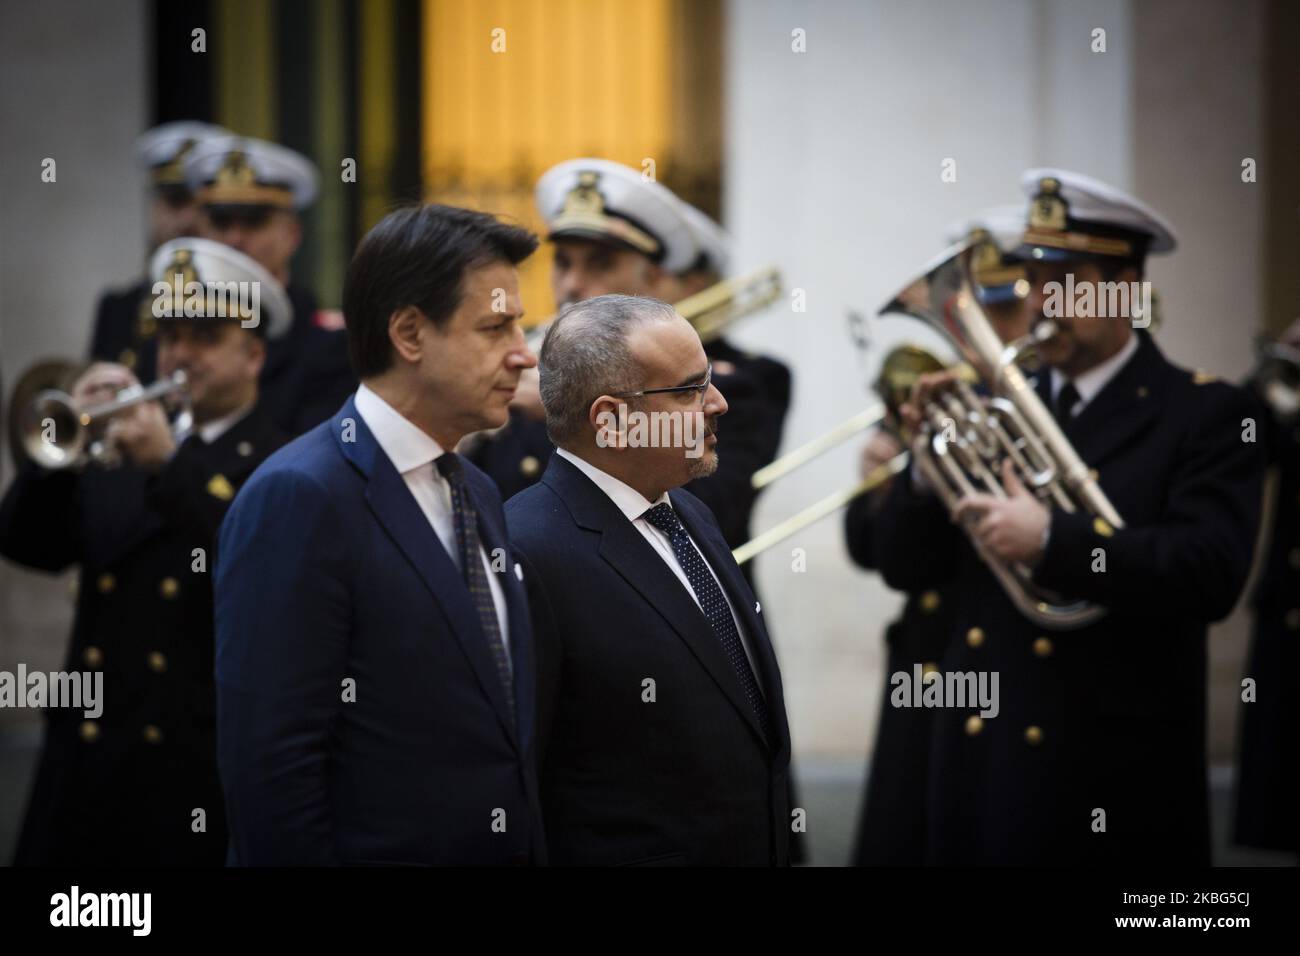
[{"xmin": 342, "ymin": 203, "xmax": 538, "ymax": 378}]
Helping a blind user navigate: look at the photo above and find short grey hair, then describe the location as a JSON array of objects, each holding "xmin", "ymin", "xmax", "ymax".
[{"xmin": 539, "ymin": 294, "xmax": 679, "ymax": 447}]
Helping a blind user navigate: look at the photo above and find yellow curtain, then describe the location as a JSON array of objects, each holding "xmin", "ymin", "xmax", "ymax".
[{"xmin": 421, "ymin": 0, "xmax": 677, "ymax": 322}]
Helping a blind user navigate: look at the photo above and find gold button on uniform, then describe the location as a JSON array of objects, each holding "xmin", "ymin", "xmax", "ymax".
[
  {"xmin": 519, "ymin": 455, "xmax": 540, "ymax": 477},
  {"xmin": 921, "ymin": 661, "xmax": 940, "ymax": 678},
  {"xmin": 79, "ymin": 721, "xmax": 100, "ymax": 743},
  {"xmin": 147, "ymin": 651, "xmax": 167, "ymax": 674},
  {"xmin": 97, "ymin": 573, "xmax": 116, "ymax": 594},
  {"xmin": 82, "ymin": 646, "xmax": 103, "ymax": 668},
  {"xmin": 159, "ymin": 577, "xmax": 180, "ymax": 599},
  {"xmin": 919, "ymin": 590, "xmax": 942, "ymax": 613},
  {"xmin": 1024, "ymin": 725, "xmax": 1044, "ymax": 746},
  {"xmin": 964, "ymin": 715, "xmax": 984, "ymax": 736},
  {"xmin": 1093, "ymin": 517, "xmax": 1114, "ymax": 538},
  {"xmin": 966, "ymin": 626, "xmax": 985, "ymax": 648},
  {"xmin": 237, "ymin": 441, "xmax": 254, "ymax": 458},
  {"xmin": 142, "ymin": 725, "xmax": 163, "ymax": 745},
  {"xmin": 1033, "ymin": 637, "xmax": 1053, "ymax": 658},
  {"xmin": 1286, "ymin": 609, "xmax": 1300, "ymax": 632}
]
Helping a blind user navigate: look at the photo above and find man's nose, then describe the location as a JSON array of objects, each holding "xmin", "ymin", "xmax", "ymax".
[{"xmin": 704, "ymin": 382, "xmax": 727, "ymax": 417}]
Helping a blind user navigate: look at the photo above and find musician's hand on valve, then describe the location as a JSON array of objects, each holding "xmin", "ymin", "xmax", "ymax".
[
  {"xmin": 952, "ymin": 459, "xmax": 1049, "ymax": 567},
  {"xmin": 106, "ymin": 399, "xmax": 176, "ymax": 474},
  {"xmin": 899, "ymin": 369, "xmax": 964, "ymax": 434},
  {"xmin": 72, "ymin": 362, "xmax": 138, "ymax": 409}
]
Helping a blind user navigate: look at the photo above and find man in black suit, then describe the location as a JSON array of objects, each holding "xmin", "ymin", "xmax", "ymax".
[
  {"xmin": 215, "ymin": 204, "xmax": 544, "ymax": 865},
  {"xmin": 874, "ymin": 170, "xmax": 1265, "ymax": 865},
  {"xmin": 3, "ymin": 238, "xmax": 288, "ymax": 865},
  {"xmin": 506, "ymin": 294, "xmax": 792, "ymax": 866}
]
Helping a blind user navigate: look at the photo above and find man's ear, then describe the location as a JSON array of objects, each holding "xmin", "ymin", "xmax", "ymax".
[
  {"xmin": 589, "ymin": 395, "xmax": 627, "ymax": 451},
  {"xmin": 387, "ymin": 306, "xmax": 428, "ymax": 365},
  {"xmin": 246, "ymin": 333, "xmax": 268, "ymax": 377}
]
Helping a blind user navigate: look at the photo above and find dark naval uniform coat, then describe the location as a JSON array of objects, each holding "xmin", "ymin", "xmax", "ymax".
[
  {"xmin": 1234, "ymin": 410, "xmax": 1300, "ymax": 853},
  {"xmin": 874, "ymin": 330, "xmax": 1264, "ymax": 865},
  {"xmin": 0, "ymin": 405, "xmax": 285, "ymax": 866},
  {"xmin": 844, "ymin": 484, "xmax": 955, "ymax": 865}
]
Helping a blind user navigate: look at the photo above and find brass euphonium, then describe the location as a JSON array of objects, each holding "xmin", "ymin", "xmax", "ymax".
[{"xmin": 882, "ymin": 237, "xmax": 1124, "ymax": 630}]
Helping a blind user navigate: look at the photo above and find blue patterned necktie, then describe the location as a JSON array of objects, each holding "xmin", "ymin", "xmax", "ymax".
[
  {"xmin": 436, "ymin": 452, "xmax": 514, "ymax": 725},
  {"xmin": 641, "ymin": 502, "xmax": 772, "ymax": 742}
]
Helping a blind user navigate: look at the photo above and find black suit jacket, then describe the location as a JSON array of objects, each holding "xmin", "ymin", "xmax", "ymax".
[
  {"xmin": 215, "ymin": 396, "xmax": 542, "ymax": 865},
  {"xmin": 506, "ymin": 453, "xmax": 792, "ymax": 865}
]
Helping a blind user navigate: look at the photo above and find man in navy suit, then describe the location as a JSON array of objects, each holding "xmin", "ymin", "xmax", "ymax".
[
  {"xmin": 215, "ymin": 204, "xmax": 543, "ymax": 865},
  {"xmin": 506, "ymin": 294, "xmax": 792, "ymax": 866}
]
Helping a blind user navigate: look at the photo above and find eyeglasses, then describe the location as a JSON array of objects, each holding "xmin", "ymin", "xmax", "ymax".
[{"xmin": 608, "ymin": 364, "xmax": 713, "ymax": 405}]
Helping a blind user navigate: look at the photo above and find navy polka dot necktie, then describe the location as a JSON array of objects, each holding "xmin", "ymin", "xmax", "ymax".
[
  {"xmin": 436, "ymin": 452, "xmax": 514, "ymax": 726},
  {"xmin": 641, "ymin": 502, "xmax": 771, "ymax": 741}
]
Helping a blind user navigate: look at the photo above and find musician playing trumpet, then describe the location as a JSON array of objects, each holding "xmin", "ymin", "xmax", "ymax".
[
  {"xmin": 0, "ymin": 238, "xmax": 288, "ymax": 866},
  {"xmin": 873, "ymin": 170, "xmax": 1265, "ymax": 866}
]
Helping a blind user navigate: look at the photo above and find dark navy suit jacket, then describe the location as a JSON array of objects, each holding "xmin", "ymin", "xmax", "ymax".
[
  {"xmin": 506, "ymin": 454, "xmax": 792, "ymax": 865},
  {"xmin": 215, "ymin": 395, "xmax": 542, "ymax": 865}
]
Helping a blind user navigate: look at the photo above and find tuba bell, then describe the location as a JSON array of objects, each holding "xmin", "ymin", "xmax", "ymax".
[{"xmin": 880, "ymin": 237, "xmax": 1125, "ymax": 630}]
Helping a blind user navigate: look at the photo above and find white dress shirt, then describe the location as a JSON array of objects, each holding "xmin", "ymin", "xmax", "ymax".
[
  {"xmin": 354, "ymin": 384, "xmax": 511, "ymax": 663},
  {"xmin": 555, "ymin": 448, "xmax": 764, "ymax": 693},
  {"xmin": 1050, "ymin": 332, "xmax": 1140, "ymax": 418},
  {"xmin": 173, "ymin": 400, "xmax": 254, "ymax": 445}
]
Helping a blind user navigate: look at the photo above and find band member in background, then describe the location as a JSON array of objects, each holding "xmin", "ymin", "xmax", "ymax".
[
  {"xmin": 508, "ymin": 294, "xmax": 792, "ymax": 865},
  {"xmin": 215, "ymin": 204, "xmax": 544, "ymax": 866},
  {"xmin": 469, "ymin": 158, "xmax": 792, "ymax": 558},
  {"xmin": 1234, "ymin": 312, "xmax": 1300, "ymax": 859},
  {"xmin": 90, "ymin": 120, "xmax": 229, "ymax": 375},
  {"xmin": 2, "ymin": 238, "xmax": 289, "ymax": 866},
  {"xmin": 185, "ymin": 135, "xmax": 355, "ymax": 436},
  {"xmin": 874, "ymin": 170, "xmax": 1264, "ymax": 865},
  {"xmin": 847, "ymin": 212, "xmax": 1030, "ymax": 866}
]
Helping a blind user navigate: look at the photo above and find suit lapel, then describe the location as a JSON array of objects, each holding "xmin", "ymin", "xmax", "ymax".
[
  {"xmin": 334, "ymin": 398, "xmax": 519, "ymax": 745},
  {"xmin": 673, "ymin": 493, "xmax": 790, "ymax": 756},
  {"xmin": 543, "ymin": 456, "xmax": 774, "ymax": 751}
]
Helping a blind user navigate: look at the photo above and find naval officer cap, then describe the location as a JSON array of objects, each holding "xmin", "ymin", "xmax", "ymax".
[
  {"xmin": 945, "ymin": 205, "xmax": 1029, "ymax": 305},
  {"xmin": 150, "ymin": 237, "xmax": 293, "ymax": 340},
  {"xmin": 136, "ymin": 120, "xmax": 230, "ymax": 194},
  {"xmin": 678, "ymin": 201, "xmax": 731, "ymax": 277},
  {"xmin": 1018, "ymin": 168, "xmax": 1177, "ymax": 264},
  {"xmin": 185, "ymin": 135, "xmax": 319, "ymax": 211},
  {"xmin": 535, "ymin": 158, "xmax": 700, "ymax": 273}
]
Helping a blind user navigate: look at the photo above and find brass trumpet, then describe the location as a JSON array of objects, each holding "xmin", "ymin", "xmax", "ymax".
[{"xmin": 17, "ymin": 369, "xmax": 189, "ymax": 470}]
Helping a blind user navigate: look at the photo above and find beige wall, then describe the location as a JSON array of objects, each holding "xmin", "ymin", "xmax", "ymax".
[{"xmin": 0, "ymin": 0, "xmax": 148, "ymax": 728}]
